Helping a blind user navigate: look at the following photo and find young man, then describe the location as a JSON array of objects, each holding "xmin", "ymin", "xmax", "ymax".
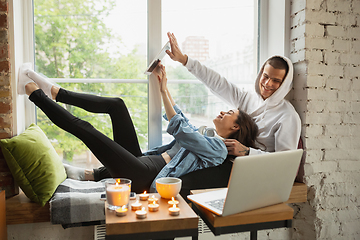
[{"xmin": 165, "ymin": 32, "xmax": 301, "ymax": 198}]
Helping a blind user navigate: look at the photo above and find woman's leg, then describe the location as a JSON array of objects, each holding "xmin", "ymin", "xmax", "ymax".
[
  {"xmin": 26, "ymin": 70, "xmax": 143, "ymax": 180},
  {"xmin": 28, "ymin": 86, "xmax": 165, "ymax": 192},
  {"xmin": 55, "ymin": 88, "xmax": 143, "ymax": 156},
  {"xmin": 55, "ymin": 89, "xmax": 143, "ymax": 180},
  {"xmin": 27, "ymin": 69, "xmax": 142, "ymax": 156}
]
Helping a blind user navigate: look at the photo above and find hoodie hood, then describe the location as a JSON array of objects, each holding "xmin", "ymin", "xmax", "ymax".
[{"xmin": 254, "ymin": 55, "xmax": 294, "ymax": 108}]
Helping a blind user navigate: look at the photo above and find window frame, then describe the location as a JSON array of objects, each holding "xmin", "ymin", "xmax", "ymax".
[
  {"xmin": 9, "ymin": 0, "xmax": 36, "ymax": 136},
  {"xmin": 10, "ymin": 0, "xmax": 290, "ymax": 147},
  {"xmin": 257, "ymin": 0, "xmax": 291, "ymax": 69}
]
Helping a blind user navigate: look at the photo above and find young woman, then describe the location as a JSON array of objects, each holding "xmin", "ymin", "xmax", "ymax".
[{"xmin": 18, "ymin": 63, "xmax": 259, "ymax": 193}]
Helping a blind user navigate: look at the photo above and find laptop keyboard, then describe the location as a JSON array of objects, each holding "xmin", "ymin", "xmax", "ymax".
[{"xmin": 205, "ymin": 198, "xmax": 225, "ymax": 211}]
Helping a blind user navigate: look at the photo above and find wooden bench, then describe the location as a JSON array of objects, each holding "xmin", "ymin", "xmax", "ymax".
[
  {"xmin": 190, "ymin": 182, "xmax": 307, "ymax": 240},
  {"xmin": 1, "ymin": 191, "xmax": 7, "ymax": 239},
  {"xmin": 285, "ymin": 182, "xmax": 307, "ymax": 204},
  {"xmin": 190, "ymin": 182, "xmax": 307, "ymax": 204},
  {"xmin": 6, "ymin": 191, "xmax": 50, "ymax": 225},
  {"xmin": 5, "ymin": 182, "xmax": 306, "ymax": 225}
]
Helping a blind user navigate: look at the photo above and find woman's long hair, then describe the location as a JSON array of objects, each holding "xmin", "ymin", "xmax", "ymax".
[{"xmin": 227, "ymin": 109, "xmax": 260, "ymax": 149}]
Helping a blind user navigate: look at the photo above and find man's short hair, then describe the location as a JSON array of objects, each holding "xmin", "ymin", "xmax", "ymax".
[{"xmin": 266, "ymin": 56, "xmax": 289, "ymax": 79}]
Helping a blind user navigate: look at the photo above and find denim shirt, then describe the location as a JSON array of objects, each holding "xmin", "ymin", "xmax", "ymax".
[{"xmin": 145, "ymin": 105, "xmax": 227, "ymax": 192}]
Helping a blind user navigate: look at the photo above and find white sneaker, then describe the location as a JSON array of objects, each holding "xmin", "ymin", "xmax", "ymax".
[
  {"xmin": 26, "ymin": 69, "xmax": 54, "ymax": 99},
  {"xmin": 17, "ymin": 62, "xmax": 34, "ymax": 95}
]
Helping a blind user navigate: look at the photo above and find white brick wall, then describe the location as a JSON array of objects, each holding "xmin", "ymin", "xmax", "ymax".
[{"xmin": 289, "ymin": 0, "xmax": 360, "ymax": 239}]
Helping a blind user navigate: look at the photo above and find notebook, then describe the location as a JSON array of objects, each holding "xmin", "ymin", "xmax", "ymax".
[
  {"xmin": 144, "ymin": 41, "xmax": 171, "ymax": 75},
  {"xmin": 187, "ymin": 149, "xmax": 303, "ymax": 216}
]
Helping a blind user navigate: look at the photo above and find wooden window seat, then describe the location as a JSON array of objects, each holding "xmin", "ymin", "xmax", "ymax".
[
  {"xmin": 190, "ymin": 182, "xmax": 307, "ymax": 204},
  {"xmin": 5, "ymin": 182, "xmax": 307, "ymax": 225},
  {"xmin": 6, "ymin": 190, "xmax": 50, "ymax": 225}
]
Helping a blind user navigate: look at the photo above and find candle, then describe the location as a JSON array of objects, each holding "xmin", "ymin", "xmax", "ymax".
[
  {"xmin": 135, "ymin": 207, "xmax": 147, "ymax": 219},
  {"xmin": 115, "ymin": 205, "xmax": 128, "ymax": 217},
  {"xmin": 168, "ymin": 197, "xmax": 179, "ymax": 207},
  {"xmin": 139, "ymin": 191, "xmax": 149, "ymax": 201},
  {"xmin": 106, "ymin": 182, "xmax": 130, "ymax": 207},
  {"xmin": 148, "ymin": 195, "xmax": 159, "ymax": 204},
  {"xmin": 131, "ymin": 200, "xmax": 142, "ymax": 211},
  {"xmin": 148, "ymin": 201, "xmax": 159, "ymax": 212},
  {"xmin": 169, "ymin": 204, "xmax": 180, "ymax": 216}
]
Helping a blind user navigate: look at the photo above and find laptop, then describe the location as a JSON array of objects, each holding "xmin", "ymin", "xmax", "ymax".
[
  {"xmin": 144, "ymin": 41, "xmax": 171, "ymax": 75},
  {"xmin": 187, "ymin": 149, "xmax": 303, "ymax": 216}
]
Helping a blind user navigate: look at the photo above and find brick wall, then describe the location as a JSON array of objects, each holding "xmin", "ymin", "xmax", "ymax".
[
  {"xmin": 236, "ymin": 1, "xmax": 360, "ymax": 239},
  {"xmin": 290, "ymin": 0, "xmax": 360, "ymax": 239},
  {"xmin": 0, "ymin": 0, "xmax": 11, "ymax": 135},
  {"xmin": 0, "ymin": 0, "xmax": 16, "ymax": 198}
]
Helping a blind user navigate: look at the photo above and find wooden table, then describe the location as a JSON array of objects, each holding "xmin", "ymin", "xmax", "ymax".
[
  {"xmin": 190, "ymin": 182, "xmax": 307, "ymax": 240},
  {"xmin": 105, "ymin": 193, "xmax": 199, "ymax": 240}
]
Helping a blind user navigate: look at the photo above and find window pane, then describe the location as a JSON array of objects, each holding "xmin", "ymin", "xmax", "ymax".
[
  {"xmin": 161, "ymin": 0, "xmax": 256, "ymax": 143},
  {"xmin": 33, "ymin": 0, "xmax": 147, "ymax": 79},
  {"xmin": 33, "ymin": 0, "xmax": 148, "ymax": 168}
]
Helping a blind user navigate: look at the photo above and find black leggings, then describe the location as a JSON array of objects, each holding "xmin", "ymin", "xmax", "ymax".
[{"xmin": 29, "ymin": 89, "xmax": 166, "ymax": 193}]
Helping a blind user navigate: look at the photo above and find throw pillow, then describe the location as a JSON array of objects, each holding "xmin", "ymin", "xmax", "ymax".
[{"xmin": 0, "ymin": 123, "xmax": 66, "ymax": 206}]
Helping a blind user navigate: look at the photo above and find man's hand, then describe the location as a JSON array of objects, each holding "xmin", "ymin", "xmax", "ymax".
[
  {"xmin": 166, "ymin": 32, "xmax": 188, "ymax": 65},
  {"xmin": 224, "ymin": 139, "xmax": 250, "ymax": 156}
]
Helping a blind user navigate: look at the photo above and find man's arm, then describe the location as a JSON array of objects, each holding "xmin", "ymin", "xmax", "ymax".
[
  {"xmin": 166, "ymin": 32, "xmax": 188, "ymax": 66},
  {"xmin": 226, "ymin": 112, "xmax": 301, "ymax": 156},
  {"xmin": 166, "ymin": 32, "xmax": 249, "ymax": 110},
  {"xmin": 224, "ymin": 139, "xmax": 250, "ymax": 156}
]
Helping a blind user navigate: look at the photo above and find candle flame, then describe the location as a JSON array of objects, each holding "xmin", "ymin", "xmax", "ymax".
[
  {"xmin": 172, "ymin": 197, "xmax": 175, "ymax": 201},
  {"xmin": 172, "ymin": 204, "xmax": 176, "ymax": 208},
  {"xmin": 153, "ymin": 201, "xmax": 156, "ymax": 205},
  {"xmin": 151, "ymin": 195, "xmax": 155, "ymax": 198},
  {"xmin": 143, "ymin": 191, "xmax": 147, "ymax": 194},
  {"xmin": 141, "ymin": 207, "xmax": 145, "ymax": 211},
  {"xmin": 135, "ymin": 200, "xmax": 139, "ymax": 204},
  {"xmin": 122, "ymin": 205, "xmax": 126, "ymax": 210}
]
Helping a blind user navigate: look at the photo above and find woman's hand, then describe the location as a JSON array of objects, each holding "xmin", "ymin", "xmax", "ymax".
[
  {"xmin": 224, "ymin": 139, "xmax": 250, "ymax": 156},
  {"xmin": 166, "ymin": 32, "xmax": 188, "ymax": 65},
  {"xmin": 157, "ymin": 64, "xmax": 167, "ymax": 93},
  {"xmin": 157, "ymin": 64, "xmax": 177, "ymax": 120}
]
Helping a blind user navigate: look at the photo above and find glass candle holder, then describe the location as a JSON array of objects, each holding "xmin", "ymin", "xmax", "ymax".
[{"xmin": 106, "ymin": 178, "xmax": 132, "ymax": 210}]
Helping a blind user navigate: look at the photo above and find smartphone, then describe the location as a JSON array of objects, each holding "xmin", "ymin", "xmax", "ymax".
[{"xmin": 144, "ymin": 41, "xmax": 171, "ymax": 75}]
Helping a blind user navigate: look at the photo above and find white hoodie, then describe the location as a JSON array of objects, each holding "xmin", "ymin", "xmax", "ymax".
[{"xmin": 185, "ymin": 56, "xmax": 301, "ymax": 154}]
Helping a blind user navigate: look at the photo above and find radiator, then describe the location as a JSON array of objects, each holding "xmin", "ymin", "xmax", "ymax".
[
  {"xmin": 94, "ymin": 224, "xmax": 106, "ymax": 240},
  {"xmin": 94, "ymin": 218, "xmax": 211, "ymax": 240}
]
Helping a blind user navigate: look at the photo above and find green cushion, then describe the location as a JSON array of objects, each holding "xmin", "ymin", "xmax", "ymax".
[{"xmin": 0, "ymin": 123, "xmax": 66, "ymax": 206}]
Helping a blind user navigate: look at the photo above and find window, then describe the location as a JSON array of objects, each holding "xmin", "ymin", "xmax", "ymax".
[
  {"xmin": 29, "ymin": 0, "xmax": 258, "ymax": 168},
  {"xmin": 160, "ymin": 0, "xmax": 256, "ymax": 143}
]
